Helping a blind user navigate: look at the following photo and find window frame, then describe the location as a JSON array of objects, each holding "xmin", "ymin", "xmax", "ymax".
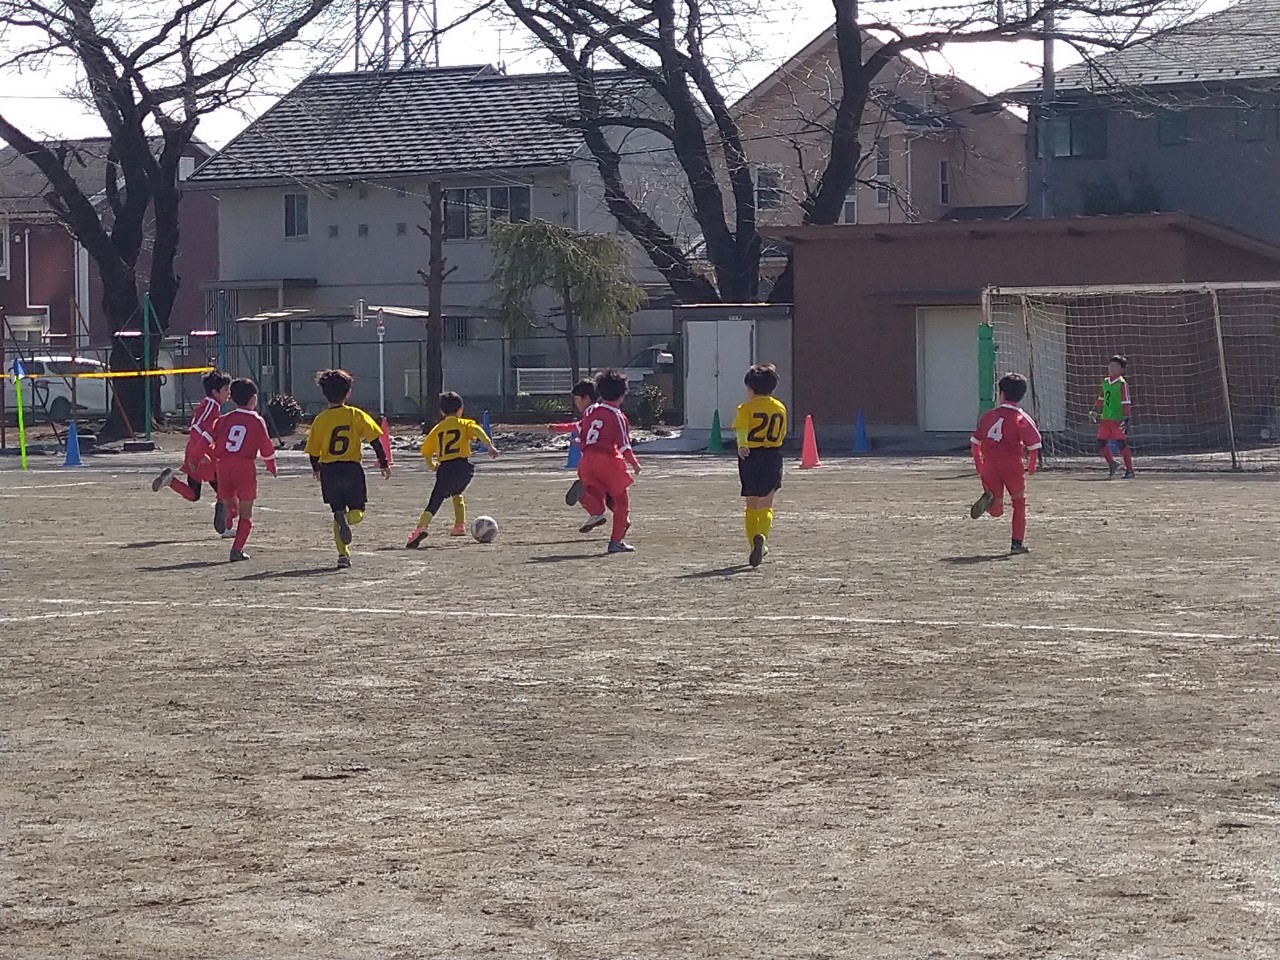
[
  {"xmin": 1157, "ymin": 108, "xmax": 1189, "ymax": 146},
  {"xmin": 443, "ymin": 185, "xmax": 533, "ymax": 240},
  {"xmin": 283, "ymin": 192, "xmax": 310, "ymax": 239},
  {"xmin": 1035, "ymin": 109, "xmax": 1108, "ymax": 159},
  {"xmin": 754, "ymin": 165, "xmax": 785, "ymax": 211},
  {"xmin": 874, "ymin": 141, "xmax": 891, "ymax": 207},
  {"xmin": 0, "ymin": 218, "xmax": 8, "ymax": 278},
  {"xmin": 839, "ymin": 187, "xmax": 857, "ymax": 224},
  {"xmin": 938, "ymin": 159, "xmax": 952, "ymax": 206}
]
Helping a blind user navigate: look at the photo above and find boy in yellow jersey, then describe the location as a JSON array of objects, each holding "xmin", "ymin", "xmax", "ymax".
[
  {"xmin": 304, "ymin": 369, "xmax": 392, "ymax": 569},
  {"xmin": 732, "ymin": 363, "xmax": 787, "ymax": 568},
  {"xmin": 406, "ymin": 391, "xmax": 498, "ymax": 547}
]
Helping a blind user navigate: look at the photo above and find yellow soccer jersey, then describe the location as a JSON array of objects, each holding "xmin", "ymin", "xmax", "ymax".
[
  {"xmin": 420, "ymin": 415, "xmax": 492, "ymax": 466},
  {"xmin": 305, "ymin": 404, "xmax": 383, "ymax": 464},
  {"xmin": 733, "ymin": 395, "xmax": 788, "ymax": 448}
]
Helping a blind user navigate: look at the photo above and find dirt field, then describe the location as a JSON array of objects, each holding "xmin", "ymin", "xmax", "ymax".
[{"xmin": 2, "ymin": 448, "xmax": 1277, "ymax": 959}]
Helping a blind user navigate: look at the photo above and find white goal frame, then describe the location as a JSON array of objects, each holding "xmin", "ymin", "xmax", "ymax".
[{"xmin": 982, "ymin": 281, "xmax": 1280, "ymax": 470}]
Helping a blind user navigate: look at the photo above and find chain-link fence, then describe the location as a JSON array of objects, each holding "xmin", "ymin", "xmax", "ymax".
[{"xmin": 221, "ymin": 332, "xmax": 683, "ymax": 423}]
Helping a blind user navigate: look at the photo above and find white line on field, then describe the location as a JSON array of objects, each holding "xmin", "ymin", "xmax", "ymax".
[
  {"xmin": 0, "ymin": 610, "xmax": 105, "ymax": 624},
  {"xmin": 8, "ymin": 596, "xmax": 1277, "ymax": 643},
  {"xmin": 0, "ymin": 480, "xmax": 103, "ymax": 490}
]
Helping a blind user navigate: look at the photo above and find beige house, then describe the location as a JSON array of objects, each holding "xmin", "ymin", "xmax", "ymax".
[{"xmin": 733, "ymin": 31, "xmax": 1027, "ymax": 226}]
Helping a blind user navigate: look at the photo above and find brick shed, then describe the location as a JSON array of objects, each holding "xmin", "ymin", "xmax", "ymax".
[{"xmin": 764, "ymin": 213, "xmax": 1280, "ymax": 443}]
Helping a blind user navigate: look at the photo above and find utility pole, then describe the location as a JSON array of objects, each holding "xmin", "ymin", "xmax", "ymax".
[
  {"xmin": 425, "ymin": 182, "xmax": 445, "ymax": 406},
  {"xmin": 1040, "ymin": 6, "xmax": 1056, "ymax": 218}
]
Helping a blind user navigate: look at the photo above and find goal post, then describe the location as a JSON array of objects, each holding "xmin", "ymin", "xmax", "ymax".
[{"xmin": 981, "ymin": 282, "xmax": 1280, "ymax": 470}]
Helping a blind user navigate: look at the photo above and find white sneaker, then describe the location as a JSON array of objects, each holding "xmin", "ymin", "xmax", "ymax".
[
  {"xmin": 222, "ymin": 527, "xmax": 237, "ymax": 539},
  {"xmin": 152, "ymin": 467, "xmax": 174, "ymax": 492},
  {"xmin": 579, "ymin": 513, "xmax": 608, "ymax": 534}
]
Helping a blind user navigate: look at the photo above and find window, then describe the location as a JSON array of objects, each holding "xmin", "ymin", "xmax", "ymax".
[
  {"xmin": 874, "ymin": 141, "xmax": 891, "ymax": 206},
  {"xmin": 357, "ymin": 223, "xmax": 369, "ymax": 238},
  {"xmin": 755, "ymin": 166, "xmax": 784, "ymax": 210},
  {"xmin": 0, "ymin": 219, "xmax": 8, "ymax": 277},
  {"xmin": 284, "ymin": 192, "xmax": 309, "ymax": 238},
  {"xmin": 1036, "ymin": 110, "xmax": 1107, "ymax": 159},
  {"xmin": 939, "ymin": 159, "xmax": 952, "ymax": 206},
  {"xmin": 443, "ymin": 186, "xmax": 532, "ymax": 239},
  {"xmin": 1157, "ymin": 109, "xmax": 1189, "ymax": 146},
  {"xmin": 446, "ymin": 315, "xmax": 471, "ymax": 347},
  {"xmin": 178, "ymin": 156, "xmax": 196, "ymax": 181},
  {"xmin": 1237, "ymin": 108, "xmax": 1267, "ymax": 141},
  {"xmin": 840, "ymin": 188, "xmax": 857, "ymax": 224},
  {"xmin": 328, "ymin": 224, "xmax": 339, "ymax": 239},
  {"xmin": 396, "ymin": 222, "xmax": 408, "ymax": 236}
]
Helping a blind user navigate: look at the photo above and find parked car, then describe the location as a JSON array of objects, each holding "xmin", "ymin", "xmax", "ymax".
[
  {"xmin": 2, "ymin": 353, "xmax": 178, "ymax": 422},
  {"xmin": 622, "ymin": 342, "xmax": 675, "ymax": 382}
]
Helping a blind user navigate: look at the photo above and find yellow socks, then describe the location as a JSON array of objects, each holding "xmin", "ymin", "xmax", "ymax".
[
  {"xmin": 333, "ymin": 520, "xmax": 350, "ymax": 557},
  {"xmin": 347, "ymin": 509, "xmax": 365, "ymax": 526},
  {"xmin": 452, "ymin": 495, "xmax": 466, "ymax": 527},
  {"xmin": 417, "ymin": 509, "xmax": 433, "ymax": 528},
  {"xmin": 761, "ymin": 508, "xmax": 774, "ymax": 539},
  {"xmin": 744, "ymin": 507, "xmax": 774, "ymax": 544}
]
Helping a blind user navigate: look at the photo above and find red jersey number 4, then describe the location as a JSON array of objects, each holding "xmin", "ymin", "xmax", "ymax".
[{"xmin": 974, "ymin": 405, "xmax": 1042, "ymax": 457}]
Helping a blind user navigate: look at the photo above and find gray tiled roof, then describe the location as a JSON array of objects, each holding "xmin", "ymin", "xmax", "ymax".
[
  {"xmin": 1007, "ymin": 0, "xmax": 1280, "ymax": 96},
  {"xmin": 190, "ymin": 66, "xmax": 652, "ymax": 185},
  {"xmin": 0, "ymin": 138, "xmax": 114, "ymax": 217}
]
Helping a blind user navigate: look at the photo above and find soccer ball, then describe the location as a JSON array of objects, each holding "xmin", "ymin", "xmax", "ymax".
[{"xmin": 470, "ymin": 516, "xmax": 499, "ymax": 543}]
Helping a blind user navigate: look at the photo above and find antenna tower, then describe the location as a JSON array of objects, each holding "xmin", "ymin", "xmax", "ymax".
[{"xmin": 354, "ymin": 0, "xmax": 440, "ymax": 71}]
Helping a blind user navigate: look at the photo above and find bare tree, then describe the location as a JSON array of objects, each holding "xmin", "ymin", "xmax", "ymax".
[
  {"xmin": 0, "ymin": 0, "xmax": 349, "ymax": 433},
  {"xmin": 497, "ymin": 0, "xmax": 1198, "ymax": 304}
]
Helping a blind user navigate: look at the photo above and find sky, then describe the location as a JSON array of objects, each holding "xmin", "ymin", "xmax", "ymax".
[{"xmin": 0, "ymin": 1, "xmax": 1067, "ymax": 150}]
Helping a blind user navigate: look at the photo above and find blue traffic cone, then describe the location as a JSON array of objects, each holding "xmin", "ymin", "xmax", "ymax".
[
  {"xmin": 482, "ymin": 409, "xmax": 492, "ymax": 438},
  {"xmin": 564, "ymin": 429, "xmax": 582, "ymax": 469},
  {"xmin": 852, "ymin": 409, "xmax": 871, "ymax": 453},
  {"xmin": 63, "ymin": 420, "xmax": 83, "ymax": 467}
]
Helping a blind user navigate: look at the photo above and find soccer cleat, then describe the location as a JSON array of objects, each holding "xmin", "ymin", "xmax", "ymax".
[
  {"xmin": 449, "ymin": 523, "xmax": 467, "ymax": 537},
  {"xmin": 749, "ymin": 534, "xmax": 766, "ymax": 568},
  {"xmin": 337, "ymin": 555, "xmax": 352, "ymax": 569},
  {"xmin": 221, "ymin": 528, "xmax": 237, "ymax": 539},
  {"xmin": 579, "ymin": 513, "xmax": 608, "ymax": 534},
  {"xmin": 1010, "ymin": 540, "xmax": 1030, "ymax": 555},
  {"xmin": 565, "ymin": 479, "xmax": 584, "ymax": 506},
  {"xmin": 1123, "ymin": 469, "xmax": 1136, "ymax": 479},
  {"xmin": 1108, "ymin": 462, "xmax": 1119, "ymax": 479},
  {"xmin": 152, "ymin": 467, "xmax": 174, "ymax": 493},
  {"xmin": 229, "ymin": 549, "xmax": 249, "ymax": 562},
  {"xmin": 607, "ymin": 540, "xmax": 635, "ymax": 554},
  {"xmin": 405, "ymin": 527, "xmax": 428, "ymax": 549},
  {"xmin": 969, "ymin": 490, "xmax": 995, "ymax": 520},
  {"xmin": 335, "ymin": 511, "xmax": 353, "ymax": 545},
  {"xmin": 213, "ymin": 501, "xmax": 228, "ymax": 534}
]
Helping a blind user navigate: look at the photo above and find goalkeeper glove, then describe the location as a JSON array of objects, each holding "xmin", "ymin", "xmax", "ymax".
[
  {"xmin": 1120, "ymin": 417, "xmax": 1130, "ymax": 432},
  {"xmin": 1088, "ymin": 410, "xmax": 1099, "ymax": 423}
]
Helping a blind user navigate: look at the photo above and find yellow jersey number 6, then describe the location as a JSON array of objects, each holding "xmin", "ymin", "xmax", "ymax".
[
  {"xmin": 328, "ymin": 424, "xmax": 351, "ymax": 456},
  {"xmin": 747, "ymin": 411, "xmax": 784, "ymax": 445}
]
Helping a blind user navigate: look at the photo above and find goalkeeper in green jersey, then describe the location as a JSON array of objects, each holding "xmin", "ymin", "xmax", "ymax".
[{"xmin": 1089, "ymin": 354, "xmax": 1135, "ymax": 478}]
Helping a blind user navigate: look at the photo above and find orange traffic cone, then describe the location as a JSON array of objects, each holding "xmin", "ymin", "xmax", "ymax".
[
  {"xmin": 799, "ymin": 414, "xmax": 822, "ymax": 469},
  {"xmin": 380, "ymin": 416, "xmax": 395, "ymax": 467}
]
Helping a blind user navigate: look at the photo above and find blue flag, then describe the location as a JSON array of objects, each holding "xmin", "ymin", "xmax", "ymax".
[{"xmin": 13, "ymin": 357, "xmax": 25, "ymax": 378}]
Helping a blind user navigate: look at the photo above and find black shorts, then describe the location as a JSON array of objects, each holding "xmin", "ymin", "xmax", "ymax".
[
  {"xmin": 319, "ymin": 461, "xmax": 368, "ymax": 513},
  {"xmin": 431, "ymin": 457, "xmax": 475, "ymax": 501},
  {"xmin": 739, "ymin": 446, "xmax": 784, "ymax": 497}
]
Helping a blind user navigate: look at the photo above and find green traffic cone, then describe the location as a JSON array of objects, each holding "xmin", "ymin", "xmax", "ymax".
[{"xmin": 707, "ymin": 409, "xmax": 724, "ymax": 453}]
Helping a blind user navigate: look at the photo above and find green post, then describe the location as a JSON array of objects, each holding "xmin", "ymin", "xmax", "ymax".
[
  {"xmin": 977, "ymin": 323, "xmax": 996, "ymax": 417},
  {"xmin": 143, "ymin": 294, "xmax": 155, "ymax": 440}
]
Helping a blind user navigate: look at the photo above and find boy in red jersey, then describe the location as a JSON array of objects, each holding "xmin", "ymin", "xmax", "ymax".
[
  {"xmin": 210, "ymin": 378, "xmax": 277, "ymax": 562},
  {"xmin": 152, "ymin": 370, "xmax": 235, "ymax": 533},
  {"xmin": 577, "ymin": 369, "xmax": 640, "ymax": 553},
  {"xmin": 970, "ymin": 372, "xmax": 1042, "ymax": 555}
]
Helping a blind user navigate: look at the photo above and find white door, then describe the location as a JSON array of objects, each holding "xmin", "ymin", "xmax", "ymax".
[
  {"xmin": 919, "ymin": 306, "xmax": 982, "ymax": 431},
  {"xmin": 683, "ymin": 320, "xmax": 755, "ymax": 431}
]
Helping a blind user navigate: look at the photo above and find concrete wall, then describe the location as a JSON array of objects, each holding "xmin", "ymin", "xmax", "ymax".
[{"xmin": 1030, "ymin": 94, "xmax": 1280, "ymax": 244}]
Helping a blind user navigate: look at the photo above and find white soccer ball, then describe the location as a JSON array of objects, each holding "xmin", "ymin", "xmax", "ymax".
[{"xmin": 470, "ymin": 515, "xmax": 499, "ymax": 543}]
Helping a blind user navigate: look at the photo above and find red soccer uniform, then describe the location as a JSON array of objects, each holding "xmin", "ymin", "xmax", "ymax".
[
  {"xmin": 181, "ymin": 394, "xmax": 222, "ymax": 482},
  {"xmin": 577, "ymin": 402, "xmax": 637, "ymax": 539},
  {"xmin": 211, "ymin": 408, "xmax": 277, "ymax": 503},
  {"xmin": 972, "ymin": 403, "xmax": 1042, "ymax": 504}
]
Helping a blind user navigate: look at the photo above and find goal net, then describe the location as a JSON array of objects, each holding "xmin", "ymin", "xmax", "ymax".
[{"xmin": 982, "ymin": 283, "xmax": 1280, "ymax": 470}]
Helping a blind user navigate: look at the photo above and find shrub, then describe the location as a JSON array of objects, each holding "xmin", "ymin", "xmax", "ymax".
[
  {"xmin": 266, "ymin": 394, "xmax": 304, "ymax": 435},
  {"xmin": 632, "ymin": 382, "xmax": 667, "ymax": 429}
]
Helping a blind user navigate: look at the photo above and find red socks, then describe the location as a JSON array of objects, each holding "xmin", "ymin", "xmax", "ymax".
[
  {"xmin": 1012, "ymin": 497, "xmax": 1027, "ymax": 543},
  {"xmin": 232, "ymin": 518, "xmax": 253, "ymax": 552},
  {"xmin": 1121, "ymin": 448, "xmax": 1134, "ymax": 470},
  {"xmin": 168, "ymin": 477, "xmax": 198, "ymax": 502},
  {"xmin": 610, "ymin": 489, "xmax": 630, "ymax": 542}
]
